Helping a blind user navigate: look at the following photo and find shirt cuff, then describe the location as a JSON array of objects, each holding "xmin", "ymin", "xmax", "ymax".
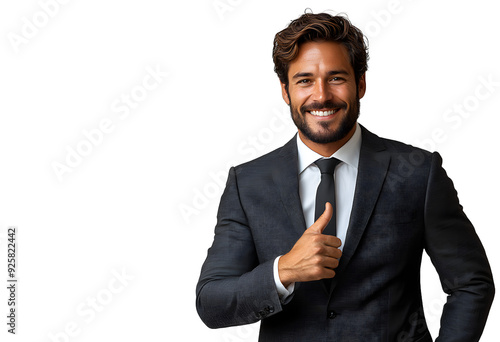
[{"xmin": 273, "ymin": 256, "xmax": 295, "ymax": 301}]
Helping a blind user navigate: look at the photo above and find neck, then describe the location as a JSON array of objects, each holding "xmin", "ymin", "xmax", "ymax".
[{"xmin": 298, "ymin": 124, "xmax": 356, "ymax": 157}]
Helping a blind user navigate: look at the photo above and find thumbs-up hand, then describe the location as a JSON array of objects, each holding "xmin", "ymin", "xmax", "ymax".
[{"xmin": 278, "ymin": 203, "xmax": 342, "ymax": 288}]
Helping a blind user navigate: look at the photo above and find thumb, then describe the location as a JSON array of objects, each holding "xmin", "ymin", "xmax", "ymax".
[{"xmin": 307, "ymin": 202, "xmax": 333, "ymax": 234}]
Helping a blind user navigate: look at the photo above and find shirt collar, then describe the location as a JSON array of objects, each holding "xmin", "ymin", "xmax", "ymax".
[{"xmin": 296, "ymin": 122, "xmax": 362, "ymax": 175}]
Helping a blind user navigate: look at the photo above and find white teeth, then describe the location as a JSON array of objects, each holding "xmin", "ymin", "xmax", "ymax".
[{"xmin": 310, "ymin": 109, "xmax": 338, "ymax": 116}]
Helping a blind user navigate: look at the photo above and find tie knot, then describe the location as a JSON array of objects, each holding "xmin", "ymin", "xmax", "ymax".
[{"xmin": 315, "ymin": 158, "xmax": 341, "ymax": 175}]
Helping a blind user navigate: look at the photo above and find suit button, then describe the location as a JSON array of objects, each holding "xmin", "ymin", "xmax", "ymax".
[
  {"xmin": 266, "ymin": 306, "xmax": 275, "ymax": 313},
  {"xmin": 327, "ymin": 310, "xmax": 337, "ymax": 319}
]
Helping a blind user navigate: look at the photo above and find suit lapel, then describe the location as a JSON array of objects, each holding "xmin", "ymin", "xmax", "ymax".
[
  {"xmin": 329, "ymin": 126, "xmax": 391, "ymax": 293},
  {"xmin": 272, "ymin": 135, "xmax": 307, "ymax": 238}
]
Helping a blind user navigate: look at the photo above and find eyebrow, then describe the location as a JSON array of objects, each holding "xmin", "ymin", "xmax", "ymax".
[{"xmin": 291, "ymin": 70, "xmax": 349, "ymax": 79}]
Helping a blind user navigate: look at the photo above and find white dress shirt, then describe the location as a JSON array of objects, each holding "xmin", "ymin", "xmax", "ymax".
[{"xmin": 273, "ymin": 123, "xmax": 362, "ymax": 300}]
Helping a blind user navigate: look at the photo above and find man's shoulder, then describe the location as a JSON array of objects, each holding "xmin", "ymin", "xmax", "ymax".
[
  {"xmin": 234, "ymin": 135, "xmax": 297, "ymax": 173},
  {"xmin": 361, "ymin": 125, "xmax": 433, "ymax": 157}
]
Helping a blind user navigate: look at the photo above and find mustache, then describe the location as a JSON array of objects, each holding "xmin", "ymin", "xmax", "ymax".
[{"xmin": 301, "ymin": 100, "xmax": 347, "ymax": 113}]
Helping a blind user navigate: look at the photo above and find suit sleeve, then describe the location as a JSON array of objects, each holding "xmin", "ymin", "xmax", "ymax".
[
  {"xmin": 424, "ymin": 152, "xmax": 495, "ymax": 341},
  {"xmin": 196, "ymin": 166, "xmax": 284, "ymax": 329}
]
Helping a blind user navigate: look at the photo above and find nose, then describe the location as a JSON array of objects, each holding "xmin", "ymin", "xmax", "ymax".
[{"xmin": 312, "ymin": 79, "xmax": 333, "ymax": 102}]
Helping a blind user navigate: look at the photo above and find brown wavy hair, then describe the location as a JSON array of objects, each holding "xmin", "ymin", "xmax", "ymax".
[{"xmin": 272, "ymin": 12, "xmax": 368, "ymax": 87}]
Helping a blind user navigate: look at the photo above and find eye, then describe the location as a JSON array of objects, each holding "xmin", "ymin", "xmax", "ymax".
[
  {"xmin": 330, "ymin": 77, "xmax": 344, "ymax": 82},
  {"xmin": 297, "ymin": 79, "xmax": 310, "ymax": 85}
]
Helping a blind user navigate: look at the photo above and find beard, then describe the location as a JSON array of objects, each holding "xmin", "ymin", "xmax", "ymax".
[{"xmin": 288, "ymin": 92, "xmax": 360, "ymax": 144}]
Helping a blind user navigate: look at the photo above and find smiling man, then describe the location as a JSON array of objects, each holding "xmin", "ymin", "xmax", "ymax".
[
  {"xmin": 196, "ymin": 13, "xmax": 494, "ymax": 341},
  {"xmin": 283, "ymin": 40, "xmax": 364, "ymax": 157}
]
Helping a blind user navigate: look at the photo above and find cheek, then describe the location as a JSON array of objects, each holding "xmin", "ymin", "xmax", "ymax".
[
  {"xmin": 290, "ymin": 89, "xmax": 311, "ymax": 106},
  {"xmin": 335, "ymin": 87, "xmax": 355, "ymax": 104}
]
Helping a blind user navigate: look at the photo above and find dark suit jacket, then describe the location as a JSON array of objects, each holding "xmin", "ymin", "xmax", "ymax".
[{"xmin": 196, "ymin": 126, "xmax": 494, "ymax": 341}]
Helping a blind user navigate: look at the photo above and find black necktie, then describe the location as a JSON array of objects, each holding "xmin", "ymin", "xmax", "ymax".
[{"xmin": 314, "ymin": 158, "xmax": 341, "ymax": 236}]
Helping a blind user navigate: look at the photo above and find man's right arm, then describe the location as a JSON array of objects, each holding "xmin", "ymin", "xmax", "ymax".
[{"xmin": 195, "ymin": 167, "xmax": 284, "ymax": 328}]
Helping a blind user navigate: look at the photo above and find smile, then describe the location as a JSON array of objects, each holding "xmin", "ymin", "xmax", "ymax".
[{"xmin": 309, "ymin": 108, "xmax": 340, "ymax": 116}]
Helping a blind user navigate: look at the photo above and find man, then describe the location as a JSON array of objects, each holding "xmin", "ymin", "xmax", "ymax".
[{"xmin": 196, "ymin": 13, "xmax": 494, "ymax": 341}]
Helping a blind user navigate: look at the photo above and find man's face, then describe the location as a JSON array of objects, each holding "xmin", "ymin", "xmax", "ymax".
[{"xmin": 281, "ymin": 41, "xmax": 366, "ymax": 145}]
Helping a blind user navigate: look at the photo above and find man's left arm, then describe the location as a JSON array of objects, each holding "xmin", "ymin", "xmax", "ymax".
[{"xmin": 424, "ymin": 152, "xmax": 495, "ymax": 341}]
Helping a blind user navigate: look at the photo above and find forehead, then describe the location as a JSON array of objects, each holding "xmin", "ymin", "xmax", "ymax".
[{"xmin": 288, "ymin": 41, "xmax": 353, "ymax": 77}]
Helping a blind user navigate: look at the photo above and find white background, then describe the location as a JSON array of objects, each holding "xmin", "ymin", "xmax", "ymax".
[{"xmin": 1, "ymin": 0, "xmax": 499, "ymax": 341}]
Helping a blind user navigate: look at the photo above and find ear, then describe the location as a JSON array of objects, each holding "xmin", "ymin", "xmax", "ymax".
[
  {"xmin": 280, "ymin": 81, "xmax": 290, "ymax": 105},
  {"xmin": 357, "ymin": 73, "xmax": 366, "ymax": 99}
]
